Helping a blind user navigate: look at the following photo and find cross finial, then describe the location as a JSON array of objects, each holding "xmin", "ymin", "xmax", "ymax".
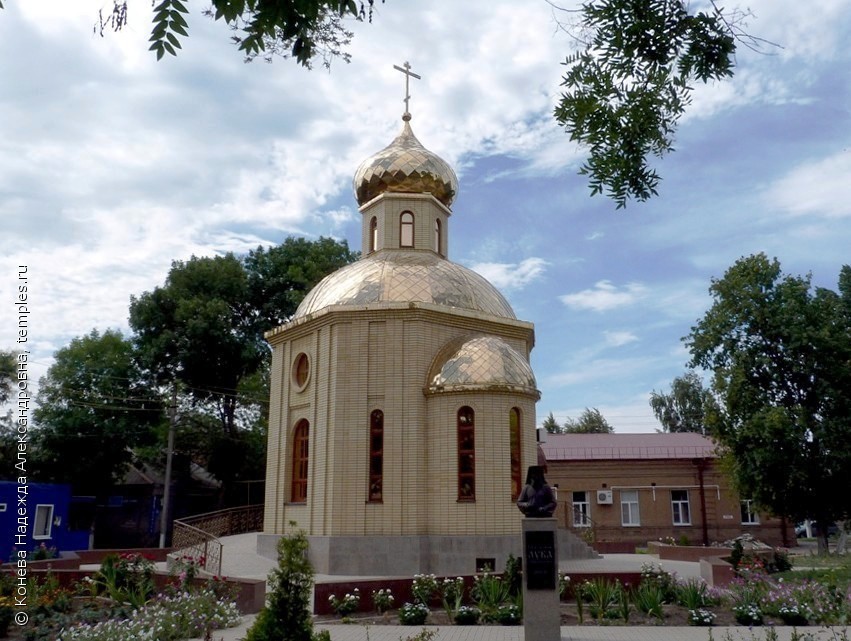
[{"xmin": 393, "ymin": 61, "xmax": 421, "ymax": 120}]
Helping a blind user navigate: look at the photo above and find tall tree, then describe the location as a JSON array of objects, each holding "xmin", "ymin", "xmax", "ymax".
[
  {"xmin": 128, "ymin": 237, "xmax": 356, "ymax": 499},
  {"xmin": 687, "ymin": 254, "xmax": 851, "ymax": 553},
  {"xmin": 649, "ymin": 371, "xmax": 718, "ymax": 435},
  {"xmin": 32, "ymin": 329, "xmax": 163, "ymax": 495},
  {"xmin": 563, "ymin": 407, "xmax": 614, "ymax": 433},
  {"xmin": 542, "ymin": 411, "xmax": 562, "ymax": 434}
]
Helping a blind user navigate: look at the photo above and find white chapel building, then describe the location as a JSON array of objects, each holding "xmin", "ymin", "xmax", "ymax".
[{"xmin": 259, "ymin": 106, "xmax": 547, "ymax": 576}]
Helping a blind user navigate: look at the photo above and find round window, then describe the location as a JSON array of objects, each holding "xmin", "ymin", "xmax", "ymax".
[{"xmin": 292, "ymin": 353, "xmax": 310, "ymax": 390}]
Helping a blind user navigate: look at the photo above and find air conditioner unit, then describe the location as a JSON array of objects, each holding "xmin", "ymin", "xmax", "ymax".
[{"xmin": 596, "ymin": 490, "xmax": 613, "ymax": 505}]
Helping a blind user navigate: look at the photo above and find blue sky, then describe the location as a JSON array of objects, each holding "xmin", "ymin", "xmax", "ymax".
[{"xmin": 1, "ymin": 1, "xmax": 849, "ymax": 432}]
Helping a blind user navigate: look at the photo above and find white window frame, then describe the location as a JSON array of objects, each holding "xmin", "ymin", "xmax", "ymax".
[
  {"xmin": 620, "ymin": 490, "xmax": 640, "ymax": 527},
  {"xmin": 671, "ymin": 490, "xmax": 691, "ymax": 526},
  {"xmin": 572, "ymin": 491, "xmax": 590, "ymax": 528},
  {"xmin": 740, "ymin": 499, "xmax": 760, "ymax": 525},
  {"xmin": 34, "ymin": 504, "xmax": 54, "ymax": 539}
]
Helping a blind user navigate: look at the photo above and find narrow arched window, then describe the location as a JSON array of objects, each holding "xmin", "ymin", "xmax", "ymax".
[
  {"xmin": 400, "ymin": 211, "xmax": 414, "ymax": 247},
  {"xmin": 368, "ymin": 410, "xmax": 384, "ymax": 502},
  {"xmin": 291, "ymin": 420, "xmax": 309, "ymax": 503},
  {"xmin": 457, "ymin": 406, "xmax": 475, "ymax": 501},
  {"xmin": 434, "ymin": 218, "xmax": 442, "ymax": 254},
  {"xmin": 369, "ymin": 217, "xmax": 378, "ymax": 253},
  {"xmin": 509, "ymin": 407, "xmax": 522, "ymax": 501}
]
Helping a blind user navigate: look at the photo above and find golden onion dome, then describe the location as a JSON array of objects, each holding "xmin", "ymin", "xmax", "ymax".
[
  {"xmin": 293, "ymin": 250, "xmax": 516, "ymax": 320},
  {"xmin": 427, "ymin": 336, "xmax": 538, "ymax": 394},
  {"xmin": 353, "ymin": 115, "xmax": 459, "ymax": 207}
]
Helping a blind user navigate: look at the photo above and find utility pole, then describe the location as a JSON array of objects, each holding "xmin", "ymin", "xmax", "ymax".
[{"xmin": 159, "ymin": 384, "xmax": 177, "ymax": 548}]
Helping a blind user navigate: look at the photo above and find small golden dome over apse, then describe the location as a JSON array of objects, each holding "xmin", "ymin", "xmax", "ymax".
[{"xmin": 353, "ymin": 114, "xmax": 459, "ymax": 208}]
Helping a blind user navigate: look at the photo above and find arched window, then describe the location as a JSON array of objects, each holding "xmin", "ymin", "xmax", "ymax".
[
  {"xmin": 291, "ymin": 420, "xmax": 309, "ymax": 503},
  {"xmin": 369, "ymin": 217, "xmax": 378, "ymax": 253},
  {"xmin": 369, "ymin": 410, "xmax": 384, "ymax": 502},
  {"xmin": 400, "ymin": 211, "xmax": 414, "ymax": 247},
  {"xmin": 434, "ymin": 219, "xmax": 442, "ymax": 254},
  {"xmin": 457, "ymin": 406, "xmax": 475, "ymax": 501},
  {"xmin": 509, "ymin": 407, "xmax": 522, "ymax": 501}
]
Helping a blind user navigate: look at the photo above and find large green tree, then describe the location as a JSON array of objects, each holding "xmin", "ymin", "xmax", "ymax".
[
  {"xmin": 23, "ymin": 0, "xmax": 761, "ymax": 208},
  {"xmin": 563, "ymin": 407, "xmax": 614, "ymax": 433},
  {"xmin": 128, "ymin": 237, "xmax": 356, "ymax": 499},
  {"xmin": 649, "ymin": 370, "xmax": 718, "ymax": 435},
  {"xmin": 32, "ymin": 329, "xmax": 163, "ymax": 495},
  {"xmin": 687, "ymin": 254, "xmax": 851, "ymax": 553}
]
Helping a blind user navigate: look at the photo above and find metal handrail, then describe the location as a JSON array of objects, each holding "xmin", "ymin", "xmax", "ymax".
[{"xmin": 171, "ymin": 504, "xmax": 264, "ymax": 576}]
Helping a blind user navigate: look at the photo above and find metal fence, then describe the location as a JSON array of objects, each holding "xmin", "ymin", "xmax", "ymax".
[{"xmin": 171, "ymin": 504, "xmax": 264, "ymax": 576}]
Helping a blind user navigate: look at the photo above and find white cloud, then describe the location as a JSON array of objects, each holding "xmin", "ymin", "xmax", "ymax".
[
  {"xmin": 603, "ymin": 331, "xmax": 638, "ymax": 347},
  {"xmin": 469, "ymin": 258, "xmax": 548, "ymax": 290},
  {"xmin": 559, "ymin": 281, "xmax": 648, "ymax": 312},
  {"xmin": 764, "ymin": 150, "xmax": 851, "ymax": 219}
]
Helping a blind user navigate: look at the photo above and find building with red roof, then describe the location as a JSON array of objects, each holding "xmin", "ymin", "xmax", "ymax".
[{"xmin": 539, "ymin": 432, "xmax": 794, "ymax": 552}]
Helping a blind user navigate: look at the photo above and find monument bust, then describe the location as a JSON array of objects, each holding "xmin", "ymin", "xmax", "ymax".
[{"xmin": 516, "ymin": 465, "xmax": 556, "ymax": 518}]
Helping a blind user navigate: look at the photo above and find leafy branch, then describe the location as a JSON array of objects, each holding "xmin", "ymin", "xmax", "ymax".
[
  {"xmin": 553, "ymin": 0, "xmax": 773, "ymax": 208},
  {"xmin": 149, "ymin": 0, "xmax": 189, "ymax": 60}
]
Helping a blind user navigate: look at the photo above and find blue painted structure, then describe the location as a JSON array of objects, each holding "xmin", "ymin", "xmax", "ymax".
[{"xmin": 0, "ymin": 481, "xmax": 89, "ymax": 563}]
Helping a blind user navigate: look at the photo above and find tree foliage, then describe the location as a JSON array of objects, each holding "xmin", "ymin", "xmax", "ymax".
[
  {"xmin": 649, "ymin": 370, "xmax": 718, "ymax": 434},
  {"xmin": 128, "ymin": 237, "xmax": 355, "ymax": 498},
  {"xmin": 687, "ymin": 254, "xmax": 851, "ymax": 552},
  {"xmin": 563, "ymin": 407, "xmax": 614, "ymax": 433},
  {"xmin": 553, "ymin": 0, "xmax": 739, "ymax": 208},
  {"xmin": 0, "ymin": 349, "xmax": 16, "ymax": 406},
  {"xmin": 32, "ymin": 329, "xmax": 163, "ymax": 495},
  {"xmin": 542, "ymin": 411, "xmax": 562, "ymax": 434}
]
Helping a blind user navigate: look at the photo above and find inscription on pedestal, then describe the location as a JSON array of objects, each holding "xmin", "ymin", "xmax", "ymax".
[{"xmin": 524, "ymin": 529, "xmax": 556, "ymax": 590}]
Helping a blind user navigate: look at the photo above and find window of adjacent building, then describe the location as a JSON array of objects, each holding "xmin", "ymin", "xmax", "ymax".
[
  {"xmin": 369, "ymin": 217, "xmax": 378, "ymax": 253},
  {"xmin": 434, "ymin": 218, "xmax": 442, "ymax": 254},
  {"xmin": 400, "ymin": 211, "xmax": 414, "ymax": 247},
  {"xmin": 671, "ymin": 489, "xmax": 691, "ymax": 525},
  {"xmin": 509, "ymin": 407, "xmax": 522, "ymax": 501},
  {"xmin": 34, "ymin": 504, "xmax": 54, "ymax": 539},
  {"xmin": 369, "ymin": 410, "xmax": 384, "ymax": 502},
  {"xmin": 292, "ymin": 353, "xmax": 310, "ymax": 390},
  {"xmin": 572, "ymin": 491, "xmax": 591, "ymax": 527},
  {"xmin": 291, "ymin": 420, "xmax": 309, "ymax": 503},
  {"xmin": 621, "ymin": 490, "xmax": 640, "ymax": 526},
  {"xmin": 740, "ymin": 499, "xmax": 760, "ymax": 525},
  {"xmin": 457, "ymin": 406, "xmax": 475, "ymax": 501}
]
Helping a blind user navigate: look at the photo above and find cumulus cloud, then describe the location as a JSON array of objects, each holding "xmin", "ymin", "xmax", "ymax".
[
  {"xmin": 560, "ymin": 281, "xmax": 648, "ymax": 312},
  {"xmin": 469, "ymin": 257, "xmax": 548, "ymax": 290}
]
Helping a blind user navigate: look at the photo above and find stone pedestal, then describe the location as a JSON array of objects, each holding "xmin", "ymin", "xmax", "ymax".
[{"xmin": 522, "ymin": 517, "xmax": 561, "ymax": 641}]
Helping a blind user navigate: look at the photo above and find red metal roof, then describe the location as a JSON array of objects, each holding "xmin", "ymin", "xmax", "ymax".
[{"xmin": 539, "ymin": 432, "xmax": 717, "ymax": 462}]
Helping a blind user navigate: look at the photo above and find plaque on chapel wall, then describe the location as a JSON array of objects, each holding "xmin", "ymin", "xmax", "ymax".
[{"xmin": 524, "ymin": 530, "xmax": 556, "ymax": 590}]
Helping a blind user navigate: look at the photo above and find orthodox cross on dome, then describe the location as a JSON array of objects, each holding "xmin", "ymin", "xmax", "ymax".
[{"xmin": 393, "ymin": 61, "xmax": 421, "ymax": 120}]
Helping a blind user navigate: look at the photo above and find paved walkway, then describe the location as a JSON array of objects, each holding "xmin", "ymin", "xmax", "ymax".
[{"xmin": 202, "ymin": 617, "xmax": 845, "ymax": 641}]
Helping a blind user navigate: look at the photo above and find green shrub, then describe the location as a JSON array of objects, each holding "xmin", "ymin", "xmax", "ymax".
[
  {"xmin": 675, "ymin": 577, "xmax": 708, "ymax": 610},
  {"xmin": 633, "ymin": 582, "xmax": 664, "ymax": 621},
  {"xmin": 454, "ymin": 605, "xmax": 481, "ymax": 625},
  {"xmin": 398, "ymin": 602, "xmax": 429, "ymax": 625},
  {"xmin": 245, "ymin": 524, "xmax": 320, "ymax": 641},
  {"xmin": 495, "ymin": 603, "xmax": 521, "ymax": 625}
]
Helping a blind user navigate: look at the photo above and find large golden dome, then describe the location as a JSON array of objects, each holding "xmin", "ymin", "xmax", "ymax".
[
  {"xmin": 353, "ymin": 115, "xmax": 459, "ymax": 207},
  {"xmin": 293, "ymin": 250, "xmax": 516, "ymax": 320}
]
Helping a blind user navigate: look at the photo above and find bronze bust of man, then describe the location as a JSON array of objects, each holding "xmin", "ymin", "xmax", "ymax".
[{"xmin": 516, "ymin": 465, "xmax": 556, "ymax": 517}]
